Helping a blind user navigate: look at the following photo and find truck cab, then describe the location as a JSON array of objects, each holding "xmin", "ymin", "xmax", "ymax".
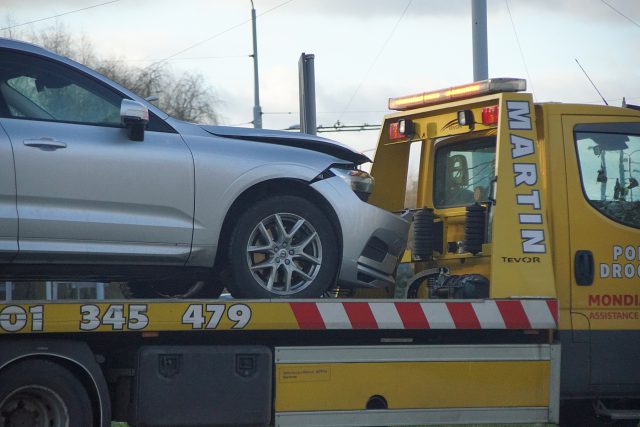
[{"xmin": 369, "ymin": 78, "xmax": 640, "ymax": 401}]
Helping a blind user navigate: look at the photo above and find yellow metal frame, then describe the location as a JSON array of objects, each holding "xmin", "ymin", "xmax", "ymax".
[
  {"xmin": 274, "ymin": 344, "xmax": 560, "ymax": 425},
  {"xmin": 276, "ymin": 360, "xmax": 550, "ymax": 411},
  {"xmin": 370, "ymin": 92, "xmax": 556, "ymax": 299}
]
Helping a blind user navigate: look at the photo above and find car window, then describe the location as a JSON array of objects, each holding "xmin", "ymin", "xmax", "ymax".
[
  {"xmin": 575, "ymin": 124, "xmax": 640, "ymax": 229},
  {"xmin": 0, "ymin": 50, "xmax": 122, "ymax": 126},
  {"xmin": 433, "ymin": 137, "xmax": 496, "ymax": 208}
]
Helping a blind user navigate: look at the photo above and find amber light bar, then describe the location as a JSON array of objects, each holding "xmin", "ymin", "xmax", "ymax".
[{"xmin": 388, "ymin": 78, "xmax": 526, "ymax": 111}]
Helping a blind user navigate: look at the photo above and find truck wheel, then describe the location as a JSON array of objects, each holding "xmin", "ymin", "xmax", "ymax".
[
  {"xmin": 0, "ymin": 359, "xmax": 93, "ymax": 427},
  {"xmin": 228, "ymin": 195, "xmax": 339, "ymax": 298},
  {"xmin": 121, "ymin": 278, "xmax": 224, "ymax": 299}
]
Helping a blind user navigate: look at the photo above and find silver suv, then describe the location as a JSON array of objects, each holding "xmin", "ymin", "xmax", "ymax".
[{"xmin": 0, "ymin": 38, "xmax": 409, "ymax": 298}]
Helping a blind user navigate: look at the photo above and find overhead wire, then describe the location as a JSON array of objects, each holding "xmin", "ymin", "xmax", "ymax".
[
  {"xmin": 582, "ymin": 96, "xmax": 640, "ymax": 105},
  {"xmin": 599, "ymin": 0, "xmax": 640, "ymax": 29},
  {"xmin": 263, "ymin": 110, "xmax": 388, "ymax": 115},
  {"xmin": 337, "ymin": 0, "xmax": 413, "ymax": 122},
  {"xmin": 114, "ymin": 55, "xmax": 250, "ymax": 63},
  {"xmin": 154, "ymin": 0, "xmax": 295, "ymax": 65},
  {"xmin": 228, "ymin": 120, "xmax": 255, "ymax": 127},
  {"xmin": 0, "ymin": 0, "xmax": 120, "ymax": 32},
  {"xmin": 577, "ymin": 1, "xmax": 640, "ymax": 106},
  {"xmin": 505, "ymin": 0, "xmax": 535, "ymax": 101}
]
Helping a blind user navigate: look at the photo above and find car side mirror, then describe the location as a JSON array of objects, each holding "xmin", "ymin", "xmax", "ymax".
[{"xmin": 120, "ymin": 99, "xmax": 149, "ymax": 141}]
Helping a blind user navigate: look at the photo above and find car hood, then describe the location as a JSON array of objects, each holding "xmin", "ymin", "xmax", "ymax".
[{"xmin": 200, "ymin": 125, "xmax": 371, "ymax": 165}]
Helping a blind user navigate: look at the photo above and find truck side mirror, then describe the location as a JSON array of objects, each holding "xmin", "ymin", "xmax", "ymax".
[{"xmin": 120, "ymin": 99, "xmax": 149, "ymax": 141}]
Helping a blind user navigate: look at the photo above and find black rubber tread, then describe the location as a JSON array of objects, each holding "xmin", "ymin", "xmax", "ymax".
[{"xmin": 0, "ymin": 359, "xmax": 93, "ymax": 427}]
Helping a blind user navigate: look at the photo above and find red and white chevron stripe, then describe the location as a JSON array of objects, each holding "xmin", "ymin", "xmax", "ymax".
[{"xmin": 289, "ymin": 299, "xmax": 558, "ymax": 330}]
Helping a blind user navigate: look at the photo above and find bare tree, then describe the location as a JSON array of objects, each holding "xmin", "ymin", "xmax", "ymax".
[
  {"xmin": 5, "ymin": 22, "xmax": 219, "ymax": 124},
  {"xmin": 164, "ymin": 73, "xmax": 218, "ymax": 123},
  {"xmin": 33, "ymin": 22, "xmax": 74, "ymax": 58}
]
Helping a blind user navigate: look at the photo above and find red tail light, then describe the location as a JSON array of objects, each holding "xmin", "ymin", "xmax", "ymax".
[
  {"xmin": 481, "ymin": 105, "xmax": 499, "ymax": 125},
  {"xmin": 389, "ymin": 119, "xmax": 414, "ymax": 140}
]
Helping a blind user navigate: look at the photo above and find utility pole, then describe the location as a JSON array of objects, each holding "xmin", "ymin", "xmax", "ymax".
[
  {"xmin": 298, "ymin": 53, "xmax": 316, "ymax": 135},
  {"xmin": 251, "ymin": 1, "xmax": 262, "ymax": 128},
  {"xmin": 471, "ymin": 0, "xmax": 488, "ymax": 81}
]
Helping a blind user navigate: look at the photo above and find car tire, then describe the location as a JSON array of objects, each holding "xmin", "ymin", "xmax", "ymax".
[
  {"xmin": 228, "ymin": 195, "xmax": 339, "ymax": 298},
  {"xmin": 0, "ymin": 359, "xmax": 93, "ymax": 427},
  {"xmin": 120, "ymin": 278, "xmax": 224, "ymax": 299}
]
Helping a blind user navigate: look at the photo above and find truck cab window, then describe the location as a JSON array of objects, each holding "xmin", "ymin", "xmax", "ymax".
[
  {"xmin": 433, "ymin": 137, "xmax": 496, "ymax": 208},
  {"xmin": 575, "ymin": 128, "xmax": 640, "ymax": 229}
]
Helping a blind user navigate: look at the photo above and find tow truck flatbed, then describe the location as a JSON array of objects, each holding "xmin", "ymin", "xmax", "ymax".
[{"xmin": 0, "ymin": 297, "xmax": 560, "ymax": 427}]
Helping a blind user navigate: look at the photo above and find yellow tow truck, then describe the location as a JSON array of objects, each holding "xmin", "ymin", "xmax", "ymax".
[
  {"xmin": 0, "ymin": 78, "xmax": 637, "ymax": 426},
  {"xmin": 371, "ymin": 77, "xmax": 640, "ymax": 422}
]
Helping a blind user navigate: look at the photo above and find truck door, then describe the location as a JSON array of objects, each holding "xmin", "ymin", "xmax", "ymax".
[
  {"xmin": 0, "ymin": 122, "xmax": 17, "ymax": 262},
  {"xmin": 562, "ymin": 116, "xmax": 640, "ymax": 389}
]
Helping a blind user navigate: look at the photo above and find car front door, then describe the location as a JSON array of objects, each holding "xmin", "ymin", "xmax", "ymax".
[
  {"xmin": 0, "ymin": 49, "xmax": 195, "ymax": 265},
  {"xmin": 0, "ymin": 120, "xmax": 17, "ymax": 262}
]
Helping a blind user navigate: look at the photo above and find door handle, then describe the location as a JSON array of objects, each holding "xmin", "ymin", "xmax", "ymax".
[
  {"xmin": 574, "ymin": 250, "xmax": 594, "ymax": 286},
  {"xmin": 23, "ymin": 138, "xmax": 67, "ymax": 151}
]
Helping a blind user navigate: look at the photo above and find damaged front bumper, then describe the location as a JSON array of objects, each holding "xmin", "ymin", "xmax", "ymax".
[{"xmin": 311, "ymin": 177, "xmax": 411, "ymax": 289}]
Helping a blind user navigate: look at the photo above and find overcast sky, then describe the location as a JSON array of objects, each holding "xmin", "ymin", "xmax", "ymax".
[{"xmin": 2, "ymin": 0, "xmax": 639, "ymax": 153}]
